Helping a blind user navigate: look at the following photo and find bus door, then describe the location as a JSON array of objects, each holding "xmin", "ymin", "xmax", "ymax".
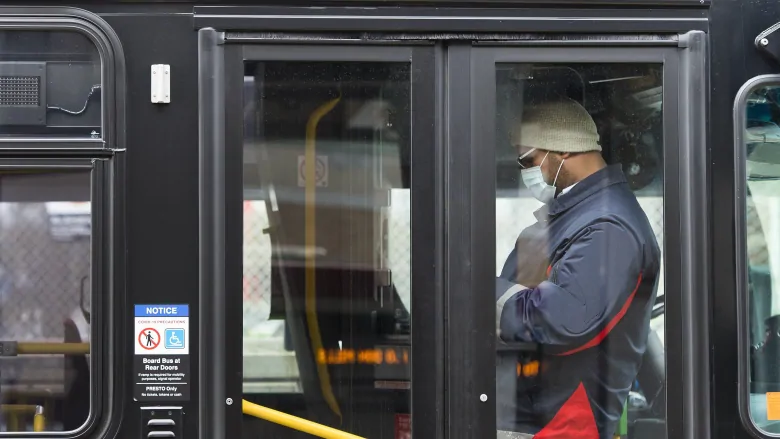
[
  {"xmin": 196, "ymin": 6, "xmax": 709, "ymax": 439},
  {"xmin": 471, "ymin": 41, "xmax": 706, "ymax": 439},
  {"xmin": 198, "ymin": 29, "xmax": 437, "ymax": 439}
]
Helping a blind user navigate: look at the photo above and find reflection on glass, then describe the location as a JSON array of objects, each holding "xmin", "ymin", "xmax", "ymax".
[
  {"xmin": 242, "ymin": 61, "xmax": 412, "ymax": 438},
  {"xmin": 0, "ymin": 31, "xmax": 102, "ymax": 138},
  {"xmin": 0, "ymin": 170, "xmax": 92, "ymax": 432},
  {"xmin": 743, "ymin": 85, "xmax": 780, "ymax": 434},
  {"xmin": 494, "ymin": 63, "xmax": 665, "ymax": 439}
]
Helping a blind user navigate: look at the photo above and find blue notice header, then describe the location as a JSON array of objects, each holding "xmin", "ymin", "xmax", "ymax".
[{"xmin": 135, "ymin": 304, "xmax": 189, "ymax": 317}]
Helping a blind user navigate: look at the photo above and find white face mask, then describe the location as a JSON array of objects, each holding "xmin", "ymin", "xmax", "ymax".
[{"xmin": 519, "ymin": 149, "xmax": 565, "ymax": 204}]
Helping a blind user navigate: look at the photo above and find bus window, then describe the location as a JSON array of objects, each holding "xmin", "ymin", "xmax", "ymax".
[
  {"xmin": 242, "ymin": 61, "xmax": 411, "ymax": 437},
  {"xmin": 494, "ymin": 63, "xmax": 665, "ymax": 439},
  {"xmin": 740, "ymin": 83, "xmax": 780, "ymax": 434},
  {"xmin": 0, "ymin": 168, "xmax": 92, "ymax": 432},
  {"xmin": 0, "ymin": 30, "xmax": 102, "ymax": 139}
]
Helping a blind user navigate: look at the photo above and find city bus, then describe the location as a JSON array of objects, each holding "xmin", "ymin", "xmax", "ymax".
[{"xmin": 0, "ymin": 0, "xmax": 771, "ymax": 438}]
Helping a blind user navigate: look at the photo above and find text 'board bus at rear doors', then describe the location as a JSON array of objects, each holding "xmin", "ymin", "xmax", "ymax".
[{"xmin": 133, "ymin": 304, "xmax": 190, "ymax": 401}]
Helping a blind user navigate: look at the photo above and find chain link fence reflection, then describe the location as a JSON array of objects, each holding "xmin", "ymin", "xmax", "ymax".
[
  {"xmin": 0, "ymin": 203, "xmax": 90, "ymax": 341},
  {"xmin": 243, "ymin": 201, "xmax": 273, "ymax": 339},
  {"xmin": 0, "ymin": 200, "xmax": 90, "ymax": 401}
]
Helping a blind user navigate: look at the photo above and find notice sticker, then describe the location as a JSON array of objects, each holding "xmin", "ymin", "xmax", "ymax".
[{"xmin": 133, "ymin": 304, "xmax": 190, "ymax": 401}]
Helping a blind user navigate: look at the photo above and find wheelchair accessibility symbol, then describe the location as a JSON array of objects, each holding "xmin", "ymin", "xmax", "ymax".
[{"xmin": 165, "ymin": 328, "xmax": 185, "ymax": 349}]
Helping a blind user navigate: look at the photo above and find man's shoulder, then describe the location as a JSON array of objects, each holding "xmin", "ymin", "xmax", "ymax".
[
  {"xmin": 567, "ymin": 198, "xmax": 656, "ymax": 242},
  {"xmin": 582, "ymin": 184, "xmax": 655, "ymax": 221}
]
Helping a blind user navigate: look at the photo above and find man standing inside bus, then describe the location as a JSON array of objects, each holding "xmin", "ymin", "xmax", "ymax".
[{"xmin": 495, "ymin": 99, "xmax": 661, "ymax": 439}]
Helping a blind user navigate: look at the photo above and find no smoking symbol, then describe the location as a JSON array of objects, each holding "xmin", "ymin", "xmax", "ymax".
[
  {"xmin": 298, "ymin": 156, "xmax": 328, "ymax": 187},
  {"xmin": 138, "ymin": 328, "xmax": 161, "ymax": 350}
]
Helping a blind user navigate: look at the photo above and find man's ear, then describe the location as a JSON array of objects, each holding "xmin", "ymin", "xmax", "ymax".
[{"xmin": 559, "ymin": 152, "xmax": 572, "ymax": 160}]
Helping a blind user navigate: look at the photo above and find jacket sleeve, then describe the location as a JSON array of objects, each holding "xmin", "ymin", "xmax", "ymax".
[{"xmin": 496, "ymin": 220, "xmax": 645, "ymax": 350}]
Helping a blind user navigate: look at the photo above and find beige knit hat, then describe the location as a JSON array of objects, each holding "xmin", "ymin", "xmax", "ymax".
[{"xmin": 512, "ymin": 98, "xmax": 601, "ymax": 153}]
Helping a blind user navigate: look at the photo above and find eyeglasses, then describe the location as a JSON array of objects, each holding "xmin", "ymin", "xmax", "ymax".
[{"xmin": 516, "ymin": 148, "xmax": 536, "ymax": 169}]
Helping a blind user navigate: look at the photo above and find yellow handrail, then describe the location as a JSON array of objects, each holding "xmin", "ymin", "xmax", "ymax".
[
  {"xmin": 242, "ymin": 399, "xmax": 364, "ymax": 439},
  {"xmin": 17, "ymin": 342, "xmax": 89, "ymax": 355},
  {"xmin": 304, "ymin": 95, "xmax": 343, "ymax": 421},
  {"xmin": 1, "ymin": 404, "xmax": 45, "ymax": 432},
  {"xmin": 33, "ymin": 405, "xmax": 45, "ymax": 432}
]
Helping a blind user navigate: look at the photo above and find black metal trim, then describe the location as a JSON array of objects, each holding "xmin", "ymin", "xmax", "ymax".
[
  {"xmin": 734, "ymin": 74, "xmax": 780, "ymax": 439},
  {"xmin": 468, "ymin": 44, "xmax": 684, "ymax": 437},
  {"xmin": 226, "ymin": 33, "xmax": 434, "ymax": 44},
  {"xmin": 446, "ymin": 43, "xmax": 490, "ymax": 439},
  {"xmin": 479, "ymin": 45, "xmax": 676, "ymax": 61},
  {"xmin": 196, "ymin": 0, "xmax": 711, "ymax": 8},
  {"xmin": 0, "ymin": 158, "xmax": 94, "ymax": 168},
  {"xmin": 102, "ymin": 150, "xmax": 126, "ymax": 439},
  {"xmin": 194, "ymin": 6, "xmax": 708, "ymax": 34},
  {"xmin": 242, "ymin": 44, "xmax": 415, "ymax": 61},
  {"xmin": 223, "ymin": 42, "xmax": 245, "ymax": 439},
  {"xmin": 89, "ymin": 158, "xmax": 107, "ymax": 438},
  {"xmin": 224, "ymin": 32, "xmax": 680, "ymax": 47},
  {"xmin": 410, "ymin": 44, "xmax": 443, "ymax": 439},
  {"xmin": 226, "ymin": 32, "xmax": 680, "ymax": 46},
  {"xmin": 0, "ymin": 7, "xmax": 127, "ymax": 151},
  {"xmin": 434, "ymin": 41, "xmax": 446, "ymax": 439},
  {"xmin": 0, "ymin": 139, "xmax": 104, "ymax": 146},
  {"xmin": 473, "ymin": 37, "xmax": 680, "ymax": 46},
  {"xmin": 0, "ymin": 148, "xmax": 115, "ymax": 159},
  {"xmin": 660, "ymin": 45, "xmax": 683, "ymax": 439},
  {"xmin": 677, "ymin": 30, "xmax": 710, "ymax": 439},
  {"xmin": 198, "ymin": 27, "xmax": 227, "ymax": 439}
]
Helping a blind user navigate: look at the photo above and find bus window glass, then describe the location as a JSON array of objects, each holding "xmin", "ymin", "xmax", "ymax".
[
  {"xmin": 0, "ymin": 169, "xmax": 92, "ymax": 432},
  {"xmin": 742, "ymin": 84, "xmax": 780, "ymax": 434},
  {"xmin": 242, "ymin": 61, "xmax": 411, "ymax": 438},
  {"xmin": 0, "ymin": 30, "xmax": 102, "ymax": 139},
  {"xmin": 494, "ymin": 63, "xmax": 666, "ymax": 439}
]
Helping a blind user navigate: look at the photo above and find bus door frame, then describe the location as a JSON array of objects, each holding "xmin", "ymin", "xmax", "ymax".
[{"xmin": 196, "ymin": 7, "xmax": 709, "ymax": 439}]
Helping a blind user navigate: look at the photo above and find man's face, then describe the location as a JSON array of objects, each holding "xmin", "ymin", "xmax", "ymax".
[{"xmin": 517, "ymin": 146, "xmax": 566, "ymax": 188}]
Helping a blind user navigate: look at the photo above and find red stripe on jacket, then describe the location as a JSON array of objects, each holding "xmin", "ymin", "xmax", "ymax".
[
  {"xmin": 555, "ymin": 273, "xmax": 643, "ymax": 357},
  {"xmin": 534, "ymin": 382, "xmax": 599, "ymax": 439}
]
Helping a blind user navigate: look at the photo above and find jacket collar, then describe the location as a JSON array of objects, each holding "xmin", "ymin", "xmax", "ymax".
[{"xmin": 533, "ymin": 164, "xmax": 627, "ymax": 221}]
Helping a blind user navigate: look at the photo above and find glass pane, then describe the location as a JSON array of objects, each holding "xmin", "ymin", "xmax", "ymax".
[
  {"xmin": 0, "ymin": 169, "xmax": 92, "ymax": 432},
  {"xmin": 494, "ymin": 63, "xmax": 665, "ymax": 439},
  {"xmin": 243, "ymin": 61, "xmax": 411, "ymax": 438},
  {"xmin": 742, "ymin": 84, "xmax": 780, "ymax": 434},
  {"xmin": 0, "ymin": 31, "xmax": 102, "ymax": 139}
]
